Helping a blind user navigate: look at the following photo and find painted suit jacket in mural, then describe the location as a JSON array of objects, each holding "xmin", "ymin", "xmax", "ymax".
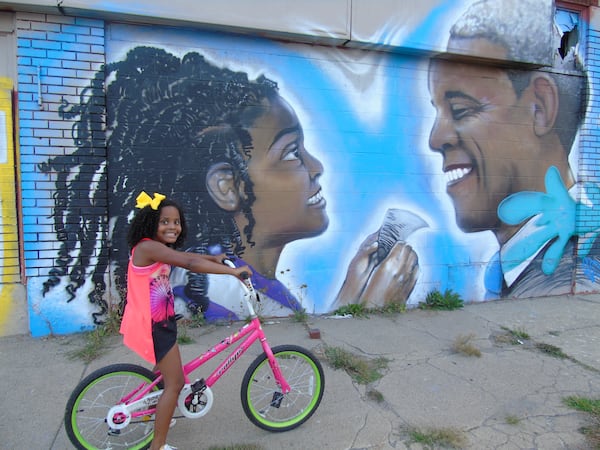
[{"xmin": 486, "ymin": 218, "xmax": 600, "ymax": 299}]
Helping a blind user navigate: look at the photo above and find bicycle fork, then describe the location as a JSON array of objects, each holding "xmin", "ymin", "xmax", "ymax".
[{"xmin": 261, "ymin": 338, "xmax": 292, "ymax": 397}]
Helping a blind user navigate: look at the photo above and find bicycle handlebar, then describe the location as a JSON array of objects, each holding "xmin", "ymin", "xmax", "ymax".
[
  {"xmin": 222, "ymin": 258, "xmax": 260, "ymax": 311},
  {"xmin": 222, "ymin": 258, "xmax": 251, "ymax": 284},
  {"xmin": 222, "ymin": 257, "xmax": 234, "ymax": 267}
]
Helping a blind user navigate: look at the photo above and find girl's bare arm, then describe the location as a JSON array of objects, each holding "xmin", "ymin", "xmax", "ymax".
[{"xmin": 133, "ymin": 240, "xmax": 251, "ymax": 278}]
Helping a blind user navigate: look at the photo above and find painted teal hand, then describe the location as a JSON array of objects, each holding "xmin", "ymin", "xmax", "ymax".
[{"xmin": 498, "ymin": 166, "xmax": 575, "ymax": 275}]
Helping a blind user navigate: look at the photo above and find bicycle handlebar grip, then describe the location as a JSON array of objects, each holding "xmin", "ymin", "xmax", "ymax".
[{"xmin": 222, "ymin": 258, "xmax": 235, "ymax": 269}]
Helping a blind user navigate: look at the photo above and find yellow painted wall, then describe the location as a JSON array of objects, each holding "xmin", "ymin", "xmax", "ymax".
[{"xmin": 0, "ymin": 76, "xmax": 25, "ymax": 336}]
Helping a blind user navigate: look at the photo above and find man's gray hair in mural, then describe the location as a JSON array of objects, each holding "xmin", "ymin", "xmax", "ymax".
[{"xmin": 448, "ymin": 0, "xmax": 553, "ymax": 65}]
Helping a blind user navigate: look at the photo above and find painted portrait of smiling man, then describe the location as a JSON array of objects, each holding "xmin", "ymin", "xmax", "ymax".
[{"xmin": 427, "ymin": 0, "xmax": 596, "ymax": 298}]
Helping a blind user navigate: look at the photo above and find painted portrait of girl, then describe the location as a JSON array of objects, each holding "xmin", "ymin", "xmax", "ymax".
[{"xmin": 41, "ymin": 45, "xmax": 329, "ymax": 322}]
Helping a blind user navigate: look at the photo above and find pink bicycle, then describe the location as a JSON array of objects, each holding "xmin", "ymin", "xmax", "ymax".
[{"xmin": 64, "ymin": 260, "xmax": 325, "ymax": 450}]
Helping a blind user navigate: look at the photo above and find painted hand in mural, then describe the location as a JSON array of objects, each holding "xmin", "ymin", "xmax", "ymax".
[
  {"xmin": 333, "ymin": 209, "xmax": 426, "ymax": 309},
  {"xmin": 497, "ymin": 165, "xmax": 600, "ymax": 275},
  {"xmin": 334, "ymin": 232, "xmax": 419, "ymax": 308}
]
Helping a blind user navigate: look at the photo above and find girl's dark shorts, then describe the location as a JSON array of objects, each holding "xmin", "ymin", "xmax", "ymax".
[{"xmin": 152, "ymin": 316, "xmax": 177, "ymax": 363}]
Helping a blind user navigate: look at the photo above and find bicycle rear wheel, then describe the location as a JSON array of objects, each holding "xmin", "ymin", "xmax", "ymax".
[
  {"xmin": 241, "ymin": 344, "xmax": 324, "ymax": 432},
  {"xmin": 64, "ymin": 363, "xmax": 159, "ymax": 450}
]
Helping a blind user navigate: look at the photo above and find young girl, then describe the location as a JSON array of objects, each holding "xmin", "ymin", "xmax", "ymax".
[{"xmin": 120, "ymin": 191, "xmax": 250, "ymax": 450}]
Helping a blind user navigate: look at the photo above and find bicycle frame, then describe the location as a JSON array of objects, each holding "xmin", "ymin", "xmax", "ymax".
[{"xmin": 118, "ymin": 265, "xmax": 291, "ymax": 421}]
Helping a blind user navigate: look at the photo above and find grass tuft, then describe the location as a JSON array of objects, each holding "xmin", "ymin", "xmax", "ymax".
[
  {"xmin": 405, "ymin": 425, "xmax": 467, "ymax": 448},
  {"xmin": 332, "ymin": 300, "xmax": 406, "ymax": 318},
  {"xmin": 505, "ymin": 414, "xmax": 521, "ymax": 425},
  {"xmin": 291, "ymin": 307, "xmax": 309, "ymax": 323},
  {"xmin": 176, "ymin": 321, "xmax": 195, "ymax": 345},
  {"xmin": 495, "ymin": 326, "xmax": 530, "ymax": 345},
  {"xmin": 366, "ymin": 388, "xmax": 384, "ymax": 403},
  {"xmin": 452, "ymin": 333, "xmax": 482, "ymax": 357},
  {"xmin": 563, "ymin": 396, "xmax": 600, "ymax": 448},
  {"xmin": 332, "ymin": 303, "xmax": 370, "ymax": 317},
  {"xmin": 535, "ymin": 342, "xmax": 567, "ymax": 359},
  {"xmin": 419, "ymin": 289, "xmax": 463, "ymax": 310},
  {"xmin": 323, "ymin": 345, "xmax": 389, "ymax": 384},
  {"xmin": 68, "ymin": 304, "xmax": 123, "ymax": 363}
]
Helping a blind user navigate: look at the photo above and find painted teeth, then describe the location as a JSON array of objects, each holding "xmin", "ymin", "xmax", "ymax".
[
  {"xmin": 308, "ymin": 190, "xmax": 323, "ymax": 205},
  {"xmin": 446, "ymin": 167, "xmax": 472, "ymax": 184}
]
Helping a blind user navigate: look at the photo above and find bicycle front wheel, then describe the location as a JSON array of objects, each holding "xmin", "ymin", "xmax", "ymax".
[
  {"xmin": 65, "ymin": 363, "xmax": 159, "ymax": 450},
  {"xmin": 241, "ymin": 344, "xmax": 324, "ymax": 432}
]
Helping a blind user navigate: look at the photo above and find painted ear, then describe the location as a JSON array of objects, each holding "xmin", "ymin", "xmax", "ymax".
[
  {"xmin": 532, "ymin": 74, "xmax": 559, "ymax": 137},
  {"xmin": 206, "ymin": 162, "xmax": 241, "ymax": 212}
]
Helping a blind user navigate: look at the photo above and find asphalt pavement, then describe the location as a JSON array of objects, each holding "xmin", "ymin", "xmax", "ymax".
[{"xmin": 2, "ymin": 294, "xmax": 600, "ymax": 449}]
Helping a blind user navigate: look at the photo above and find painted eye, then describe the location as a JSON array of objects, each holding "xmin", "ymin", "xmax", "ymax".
[
  {"xmin": 450, "ymin": 105, "xmax": 470, "ymax": 120},
  {"xmin": 281, "ymin": 144, "xmax": 300, "ymax": 161},
  {"xmin": 449, "ymin": 100, "xmax": 481, "ymax": 120}
]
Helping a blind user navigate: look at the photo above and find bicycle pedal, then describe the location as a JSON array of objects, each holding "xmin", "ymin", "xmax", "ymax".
[
  {"xmin": 191, "ymin": 378, "xmax": 206, "ymax": 393},
  {"xmin": 107, "ymin": 428, "xmax": 121, "ymax": 436},
  {"xmin": 270, "ymin": 391, "xmax": 284, "ymax": 408}
]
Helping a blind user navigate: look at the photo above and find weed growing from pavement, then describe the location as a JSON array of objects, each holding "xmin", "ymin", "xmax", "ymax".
[
  {"xmin": 563, "ymin": 396, "xmax": 600, "ymax": 448},
  {"xmin": 452, "ymin": 333, "xmax": 482, "ymax": 357},
  {"xmin": 367, "ymin": 388, "xmax": 385, "ymax": 403},
  {"xmin": 291, "ymin": 307, "xmax": 309, "ymax": 323},
  {"xmin": 187, "ymin": 313, "xmax": 206, "ymax": 328},
  {"xmin": 332, "ymin": 300, "xmax": 406, "ymax": 318},
  {"xmin": 176, "ymin": 320, "xmax": 195, "ymax": 345},
  {"xmin": 505, "ymin": 414, "xmax": 521, "ymax": 425},
  {"xmin": 405, "ymin": 425, "xmax": 467, "ymax": 448},
  {"xmin": 494, "ymin": 326, "xmax": 530, "ymax": 345},
  {"xmin": 535, "ymin": 342, "xmax": 567, "ymax": 358},
  {"xmin": 332, "ymin": 303, "xmax": 370, "ymax": 317},
  {"xmin": 323, "ymin": 345, "xmax": 389, "ymax": 384},
  {"xmin": 68, "ymin": 304, "xmax": 123, "ymax": 363},
  {"xmin": 506, "ymin": 326, "xmax": 530, "ymax": 341},
  {"xmin": 494, "ymin": 327, "xmax": 600, "ymax": 375},
  {"xmin": 418, "ymin": 289, "xmax": 463, "ymax": 310},
  {"xmin": 378, "ymin": 301, "xmax": 407, "ymax": 315}
]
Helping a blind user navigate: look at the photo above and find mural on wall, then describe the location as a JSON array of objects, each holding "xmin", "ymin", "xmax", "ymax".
[
  {"xmin": 36, "ymin": 0, "xmax": 600, "ymax": 334},
  {"xmin": 0, "ymin": 77, "xmax": 20, "ymax": 334}
]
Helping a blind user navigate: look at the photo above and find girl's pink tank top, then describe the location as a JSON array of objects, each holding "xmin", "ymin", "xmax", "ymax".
[{"xmin": 119, "ymin": 241, "xmax": 173, "ymax": 364}]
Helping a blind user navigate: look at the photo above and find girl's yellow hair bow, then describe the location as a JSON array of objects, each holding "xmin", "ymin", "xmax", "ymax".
[{"xmin": 135, "ymin": 191, "xmax": 166, "ymax": 210}]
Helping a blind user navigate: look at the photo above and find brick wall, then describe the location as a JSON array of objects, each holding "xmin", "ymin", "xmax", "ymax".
[
  {"xmin": 576, "ymin": 7, "xmax": 600, "ymax": 265},
  {"xmin": 16, "ymin": 12, "xmax": 107, "ymax": 335},
  {"xmin": 16, "ymin": 12, "xmax": 106, "ymax": 279}
]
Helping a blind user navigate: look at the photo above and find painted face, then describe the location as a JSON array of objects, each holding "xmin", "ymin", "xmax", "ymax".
[
  {"xmin": 428, "ymin": 38, "xmax": 541, "ymax": 234},
  {"xmin": 155, "ymin": 205, "xmax": 182, "ymax": 245},
  {"xmin": 243, "ymin": 95, "xmax": 328, "ymax": 247}
]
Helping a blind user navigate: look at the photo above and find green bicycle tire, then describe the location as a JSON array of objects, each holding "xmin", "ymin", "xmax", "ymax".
[
  {"xmin": 64, "ymin": 363, "xmax": 159, "ymax": 450},
  {"xmin": 241, "ymin": 344, "xmax": 324, "ymax": 432}
]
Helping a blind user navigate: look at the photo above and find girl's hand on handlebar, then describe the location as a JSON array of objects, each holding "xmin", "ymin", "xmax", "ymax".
[
  {"xmin": 209, "ymin": 253, "xmax": 229, "ymax": 264},
  {"xmin": 232, "ymin": 265, "xmax": 252, "ymax": 280}
]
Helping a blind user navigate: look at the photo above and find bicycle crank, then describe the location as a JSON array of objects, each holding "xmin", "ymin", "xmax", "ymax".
[{"xmin": 177, "ymin": 379, "xmax": 214, "ymax": 418}]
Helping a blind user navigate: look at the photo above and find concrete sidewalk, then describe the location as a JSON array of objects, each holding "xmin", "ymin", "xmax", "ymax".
[{"xmin": 1, "ymin": 294, "xmax": 600, "ymax": 449}]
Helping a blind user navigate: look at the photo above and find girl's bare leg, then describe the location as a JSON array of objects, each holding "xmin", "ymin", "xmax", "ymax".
[{"xmin": 150, "ymin": 345, "xmax": 184, "ymax": 450}]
